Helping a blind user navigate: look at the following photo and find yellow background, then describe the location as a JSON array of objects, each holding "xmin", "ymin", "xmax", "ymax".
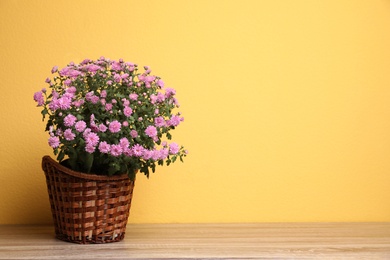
[{"xmin": 1, "ymin": 0, "xmax": 390, "ymax": 224}]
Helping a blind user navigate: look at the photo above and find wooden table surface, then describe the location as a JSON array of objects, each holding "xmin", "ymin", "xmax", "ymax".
[{"xmin": 0, "ymin": 223, "xmax": 389, "ymax": 259}]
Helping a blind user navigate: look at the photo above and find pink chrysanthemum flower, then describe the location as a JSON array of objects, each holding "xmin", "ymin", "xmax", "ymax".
[
  {"xmin": 119, "ymin": 137, "xmax": 129, "ymax": 149},
  {"xmin": 145, "ymin": 125, "xmax": 157, "ymax": 138},
  {"xmin": 48, "ymin": 136, "xmax": 60, "ymax": 148},
  {"xmin": 129, "ymin": 93, "xmax": 138, "ymax": 101},
  {"xmin": 142, "ymin": 149, "xmax": 153, "ymax": 160},
  {"xmin": 57, "ymin": 96, "xmax": 72, "ymax": 110},
  {"xmin": 48, "ymin": 98, "xmax": 59, "ymax": 111},
  {"xmin": 110, "ymin": 144, "xmax": 123, "ymax": 157},
  {"xmin": 98, "ymin": 124, "xmax": 107, "ymax": 132},
  {"xmin": 64, "ymin": 114, "xmax": 77, "ymax": 127},
  {"xmin": 123, "ymin": 106, "xmax": 133, "ymax": 117},
  {"xmin": 123, "ymin": 147, "xmax": 133, "ymax": 157},
  {"xmin": 69, "ymin": 69, "xmax": 82, "ymax": 78},
  {"xmin": 105, "ymin": 103, "xmax": 113, "ymax": 111},
  {"xmin": 165, "ymin": 88, "xmax": 176, "ymax": 98},
  {"xmin": 111, "ymin": 61, "xmax": 122, "ymax": 71},
  {"xmin": 64, "ymin": 79, "xmax": 72, "ymax": 86},
  {"xmin": 83, "ymin": 128, "xmax": 91, "ymax": 139},
  {"xmin": 167, "ymin": 115, "xmax": 182, "ymax": 127},
  {"xmin": 85, "ymin": 144, "xmax": 95, "ymax": 153},
  {"xmin": 122, "ymin": 98, "xmax": 130, "ymax": 106},
  {"xmin": 90, "ymin": 95, "xmax": 99, "ymax": 104},
  {"xmin": 157, "ymin": 79, "xmax": 164, "ymax": 88},
  {"xmin": 66, "ymin": 86, "xmax": 77, "ymax": 94},
  {"xmin": 85, "ymin": 132, "xmax": 99, "ymax": 146},
  {"xmin": 150, "ymin": 94, "xmax": 157, "ymax": 104},
  {"xmin": 169, "ymin": 142, "xmax": 180, "ymax": 155},
  {"xmin": 130, "ymin": 130, "xmax": 138, "ymax": 138},
  {"xmin": 86, "ymin": 64, "xmax": 101, "ymax": 73},
  {"xmin": 64, "ymin": 129, "xmax": 76, "ymax": 141},
  {"xmin": 52, "ymin": 90, "xmax": 59, "ymax": 99},
  {"xmin": 72, "ymin": 99, "xmax": 85, "ymax": 108},
  {"xmin": 132, "ymin": 144, "xmax": 144, "ymax": 157},
  {"xmin": 86, "ymin": 91, "xmax": 99, "ymax": 104},
  {"xmin": 75, "ymin": 121, "xmax": 87, "ymax": 132},
  {"xmin": 157, "ymin": 92, "xmax": 165, "ymax": 103},
  {"xmin": 154, "ymin": 117, "xmax": 165, "ymax": 127},
  {"xmin": 151, "ymin": 150, "xmax": 160, "ymax": 161},
  {"xmin": 114, "ymin": 74, "xmax": 121, "ymax": 83},
  {"xmin": 159, "ymin": 148, "xmax": 169, "ymax": 160},
  {"xmin": 98, "ymin": 141, "xmax": 110, "ymax": 154},
  {"xmin": 109, "ymin": 120, "xmax": 121, "ymax": 133},
  {"xmin": 33, "ymin": 91, "xmax": 44, "ymax": 106}
]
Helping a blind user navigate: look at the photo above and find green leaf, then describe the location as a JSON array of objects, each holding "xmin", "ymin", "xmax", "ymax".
[
  {"xmin": 41, "ymin": 109, "xmax": 48, "ymax": 119},
  {"xmin": 68, "ymin": 157, "xmax": 78, "ymax": 171},
  {"xmin": 128, "ymin": 169, "xmax": 136, "ymax": 180},
  {"xmin": 108, "ymin": 162, "xmax": 120, "ymax": 176},
  {"xmin": 141, "ymin": 165, "xmax": 150, "ymax": 178},
  {"xmin": 85, "ymin": 153, "xmax": 94, "ymax": 173},
  {"xmin": 57, "ymin": 150, "xmax": 65, "ymax": 162}
]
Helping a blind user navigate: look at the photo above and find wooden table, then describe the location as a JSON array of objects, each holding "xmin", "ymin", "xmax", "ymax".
[{"xmin": 0, "ymin": 223, "xmax": 389, "ymax": 259}]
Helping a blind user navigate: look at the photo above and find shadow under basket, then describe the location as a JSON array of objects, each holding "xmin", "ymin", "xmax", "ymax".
[{"xmin": 41, "ymin": 156, "xmax": 135, "ymax": 244}]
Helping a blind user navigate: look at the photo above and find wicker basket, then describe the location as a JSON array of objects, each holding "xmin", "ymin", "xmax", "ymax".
[{"xmin": 41, "ymin": 156, "xmax": 135, "ymax": 244}]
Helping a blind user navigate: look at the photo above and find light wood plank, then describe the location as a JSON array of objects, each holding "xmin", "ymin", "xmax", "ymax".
[{"xmin": 0, "ymin": 223, "xmax": 389, "ymax": 259}]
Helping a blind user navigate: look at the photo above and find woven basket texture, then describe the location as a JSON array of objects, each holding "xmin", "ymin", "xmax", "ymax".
[{"xmin": 41, "ymin": 156, "xmax": 135, "ymax": 244}]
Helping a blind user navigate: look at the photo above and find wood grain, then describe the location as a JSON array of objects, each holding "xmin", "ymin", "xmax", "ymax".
[{"xmin": 0, "ymin": 223, "xmax": 389, "ymax": 259}]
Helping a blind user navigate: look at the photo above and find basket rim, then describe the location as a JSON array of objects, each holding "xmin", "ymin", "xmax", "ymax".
[{"xmin": 42, "ymin": 155, "xmax": 131, "ymax": 181}]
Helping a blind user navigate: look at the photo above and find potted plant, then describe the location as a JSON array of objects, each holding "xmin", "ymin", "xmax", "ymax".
[{"xmin": 33, "ymin": 57, "xmax": 187, "ymax": 243}]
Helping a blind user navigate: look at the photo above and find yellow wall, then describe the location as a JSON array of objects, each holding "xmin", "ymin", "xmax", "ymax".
[{"xmin": 1, "ymin": 0, "xmax": 390, "ymax": 224}]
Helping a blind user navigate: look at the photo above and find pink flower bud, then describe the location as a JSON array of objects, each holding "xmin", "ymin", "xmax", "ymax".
[{"xmin": 51, "ymin": 66, "xmax": 58, "ymax": 73}]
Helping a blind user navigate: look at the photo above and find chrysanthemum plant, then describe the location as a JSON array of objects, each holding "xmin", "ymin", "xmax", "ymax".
[{"xmin": 34, "ymin": 57, "xmax": 187, "ymax": 180}]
